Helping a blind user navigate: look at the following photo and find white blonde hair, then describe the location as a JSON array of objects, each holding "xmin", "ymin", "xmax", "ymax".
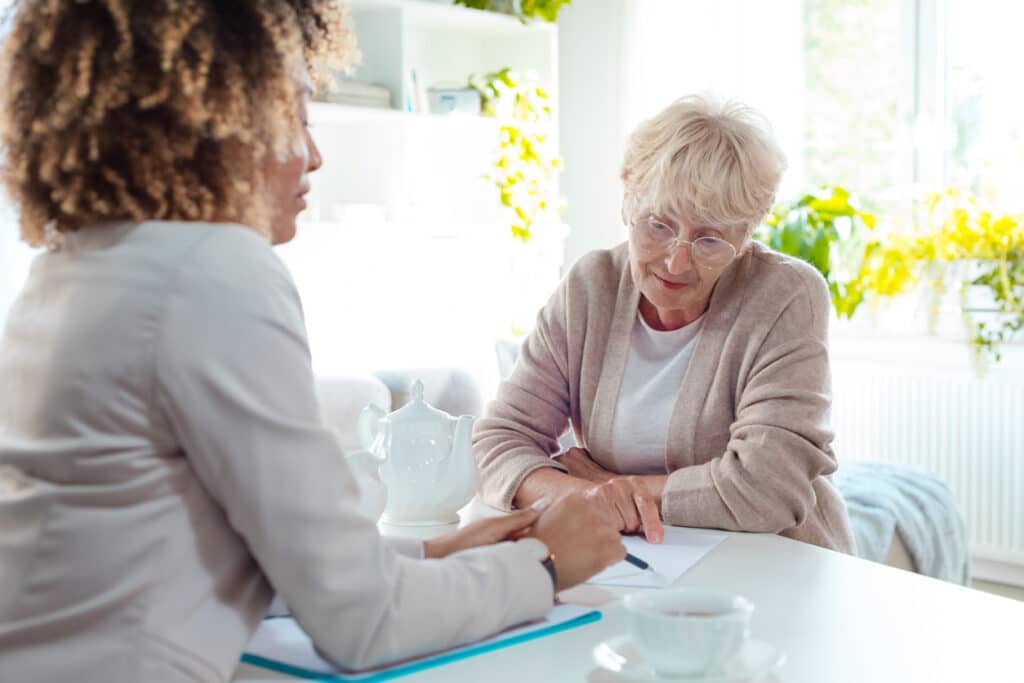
[{"xmin": 620, "ymin": 94, "xmax": 787, "ymax": 239}]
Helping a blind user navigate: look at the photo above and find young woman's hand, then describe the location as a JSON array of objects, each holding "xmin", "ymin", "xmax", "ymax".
[
  {"xmin": 528, "ymin": 491, "xmax": 627, "ymax": 591},
  {"xmin": 423, "ymin": 493, "xmax": 626, "ymax": 592},
  {"xmin": 422, "ymin": 505, "xmax": 545, "ymax": 559}
]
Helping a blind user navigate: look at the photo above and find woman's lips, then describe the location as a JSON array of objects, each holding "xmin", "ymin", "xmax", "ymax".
[
  {"xmin": 296, "ymin": 181, "xmax": 311, "ymax": 211},
  {"xmin": 655, "ymin": 274, "xmax": 689, "ymax": 290}
]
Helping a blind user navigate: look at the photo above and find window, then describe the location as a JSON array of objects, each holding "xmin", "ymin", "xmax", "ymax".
[
  {"xmin": 802, "ymin": 0, "xmax": 912, "ymax": 218},
  {"xmin": 946, "ymin": 0, "xmax": 1024, "ymax": 207},
  {"xmin": 618, "ymin": 0, "xmax": 1018, "ymax": 224},
  {"xmin": 803, "ymin": 0, "xmax": 1024, "ymax": 218}
]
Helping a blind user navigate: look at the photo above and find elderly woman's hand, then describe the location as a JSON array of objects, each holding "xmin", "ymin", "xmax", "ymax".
[
  {"xmin": 555, "ymin": 447, "xmax": 616, "ymax": 483},
  {"xmin": 552, "ymin": 448, "xmax": 666, "ymax": 543},
  {"xmin": 585, "ymin": 477, "xmax": 665, "ymax": 544}
]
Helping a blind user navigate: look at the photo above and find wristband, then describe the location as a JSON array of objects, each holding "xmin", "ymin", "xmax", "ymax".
[{"xmin": 540, "ymin": 555, "xmax": 557, "ymax": 591}]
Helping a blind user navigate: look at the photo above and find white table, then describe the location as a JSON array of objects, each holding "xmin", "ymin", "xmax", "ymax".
[{"xmin": 233, "ymin": 531, "xmax": 1024, "ymax": 683}]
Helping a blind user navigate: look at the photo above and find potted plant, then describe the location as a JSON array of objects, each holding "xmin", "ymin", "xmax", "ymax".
[
  {"xmin": 873, "ymin": 189, "xmax": 1024, "ymax": 364},
  {"xmin": 454, "ymin": 0, "xmax": 572, "ymax": 23},
  {"xmin": 468, "ymin": 68, "xmax": 566, "ymax": 335},
  {"xmin": 759, "ymin": 186, "xmax": 1024, "ymax": 368},
  {"xmin": 468, "ymin": 68, "xmax": 563, "ymax": 242},
  {"xmin": 754, "ymin": 186, "xmax": 878, "ymax": 319}
]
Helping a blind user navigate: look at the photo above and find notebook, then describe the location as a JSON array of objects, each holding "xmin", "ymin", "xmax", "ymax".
[
  {"xmin": 587, "ymin": 526, "xmax": 728, "ymax": 588},
  {"xmin": 242, "ymin": 604, "xmax": 601, "ymax": 682}
]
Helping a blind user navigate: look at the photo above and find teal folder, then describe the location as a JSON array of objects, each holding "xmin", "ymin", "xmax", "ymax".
[{"xmin": 241, "ymin": 607, "xmax": 602, "ymax": 682}]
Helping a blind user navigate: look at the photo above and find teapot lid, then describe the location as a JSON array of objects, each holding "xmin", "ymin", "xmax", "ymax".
[{"xmin": 387, "ymin": 380, "xmax": 450, "ymax": 424}]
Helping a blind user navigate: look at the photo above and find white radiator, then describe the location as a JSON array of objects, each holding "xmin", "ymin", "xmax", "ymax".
[{"xmin": 830, "ymin": 334, "xmax": 1024, "ymax": 586}]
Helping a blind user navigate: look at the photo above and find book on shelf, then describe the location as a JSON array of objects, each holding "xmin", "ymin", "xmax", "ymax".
[
  {"xmin": 317, "ymin": 78, "xmax": 391, "ymax": 109},
  {"xmin": 406, "ymin": 67, "xmax": 428, "ymax": 114}
]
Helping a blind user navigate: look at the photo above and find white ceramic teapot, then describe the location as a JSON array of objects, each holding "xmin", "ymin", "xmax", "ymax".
[{"xmin": 353, "ymin": 380, "xmax": 478, "ymax": 525}]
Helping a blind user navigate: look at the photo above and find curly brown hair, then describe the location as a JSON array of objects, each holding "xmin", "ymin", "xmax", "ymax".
[{"xmin": 0, "ymin": 0, "xmax": 356, "ymax": 246}]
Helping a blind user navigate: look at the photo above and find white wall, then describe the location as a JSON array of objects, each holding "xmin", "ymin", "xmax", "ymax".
[{"xmin": 556, "ymin": 0, "xmax": 630, "ymax": 271}]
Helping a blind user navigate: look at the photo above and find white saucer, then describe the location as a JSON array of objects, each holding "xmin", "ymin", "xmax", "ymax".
[
  {"xmin": 593, "ymin": 635, "xmax": 785, "ymax": 682},
  {"xmin": 377, "ymin": 520, "xmax": 458, "ymax": 541}
]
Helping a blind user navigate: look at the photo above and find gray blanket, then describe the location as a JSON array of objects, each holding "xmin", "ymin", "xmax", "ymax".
[{"xmin": 835, "ymin": 461, "xmax": 971, "ymax": 585}]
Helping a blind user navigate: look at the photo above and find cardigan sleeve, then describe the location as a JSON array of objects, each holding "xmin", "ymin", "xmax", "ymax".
[
  {"xmin": 660, "ymin": 269, "xmax": 838, "ymax": 533},
  {"xmin": 473, "ymin": 282, "xmax": 573, "ymax": 511},
  {"xmin": 154, "ymin": 230, "xmax": 553, "ymax": 671}
]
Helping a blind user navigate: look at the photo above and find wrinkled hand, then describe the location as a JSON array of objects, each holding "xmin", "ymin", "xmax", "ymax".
[
  {"xmin": 529, "ymin": 491, "xmax": 627, "ymax": 591},
  {"xmin": 585, "ymin": 477, "xmax": 665, "ymax": 544},
  {"xmin": 555, "ymin": 447, "xmax": 616, "ymax": 484},
  {"xmin": 423, "ymin": 506, "xmax": 542, "ymax": 559}
]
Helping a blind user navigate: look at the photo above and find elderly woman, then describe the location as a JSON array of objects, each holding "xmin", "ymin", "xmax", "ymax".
[
  {"xmin": 0, "ymin": 2, "xmax": 624, "ymax": 681},
  {"xmin": 475, "ymin": 95, "xmax": 856, "ymax": 553}
]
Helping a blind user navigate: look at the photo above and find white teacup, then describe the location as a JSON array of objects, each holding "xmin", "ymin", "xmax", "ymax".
[{"xmin": 623, "ymin": 588, "xmax": 753, "ymax": 677}]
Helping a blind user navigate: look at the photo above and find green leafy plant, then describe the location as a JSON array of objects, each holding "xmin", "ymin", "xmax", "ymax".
[
  {"xmin": 455, "ymin": 0, "xmax": 572, "ymax": 23},
  {"xmin": 758, "ymin": 185, "xmax": 1024, "ymax": 366},
  {"xmin": 469, "ymin": 68, "xmax": 563, "ymax": 241},
  {"xmin": 754, "ymin": 186, "xmax": 878, "ymax": 318}
]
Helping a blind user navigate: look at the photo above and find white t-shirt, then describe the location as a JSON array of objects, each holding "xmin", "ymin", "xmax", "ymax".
[{"xmin": 609, "ymin": 311, "xmax": 704, "ymax": 474}]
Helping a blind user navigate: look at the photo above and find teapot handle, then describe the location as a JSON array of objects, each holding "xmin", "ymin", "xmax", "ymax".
[
  {"xmin": 345, "ymin": 449, "xmax": 387, "ymax": 522},
  {"xmin": 357, "ymin": 404, "xmax": 388, "ymax": 452}
]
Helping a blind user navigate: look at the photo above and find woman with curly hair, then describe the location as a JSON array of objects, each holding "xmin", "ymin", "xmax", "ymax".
[{"xmin": 0, "ymin": 2, "xmax": 624, "ymax": 681}]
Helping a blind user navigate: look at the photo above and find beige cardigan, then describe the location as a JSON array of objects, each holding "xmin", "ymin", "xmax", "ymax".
[{"xmin": 474, "ymin": 241, "xmax": 856, "ymax": 553}]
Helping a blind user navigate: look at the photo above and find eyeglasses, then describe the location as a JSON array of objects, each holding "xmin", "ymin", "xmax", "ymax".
[{"xmin": 631, "ymin": 217, "xmax": 737, "ymax": 269}]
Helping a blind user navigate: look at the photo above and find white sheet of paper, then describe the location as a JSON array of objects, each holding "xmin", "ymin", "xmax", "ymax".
[
  {"xmin": 244, "ymin": 603, "xmax": 596, "ymax": 681},
  {"xmin": 587, "ymin": 526, "xmax": 728, "ymax": 588}
]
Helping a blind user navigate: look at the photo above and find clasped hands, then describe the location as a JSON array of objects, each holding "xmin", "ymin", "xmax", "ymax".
[
  {"xmin": 420, "ymin": 447, "xmax": 663, "ymax": 592},
  {"xmin": 555, "ymin": 446, "xmax": 665, "ymax": 544},
  {"xmin": 423, "ymin": 491, "xmax": 625, "ymax": 591}
]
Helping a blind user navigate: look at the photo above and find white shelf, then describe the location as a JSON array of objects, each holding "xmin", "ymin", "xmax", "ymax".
[
  {"xmin": 305, "ymin": 98, "xmax": 503, "ymax": 225},
  {"xmin": 346, "ymin": 0, "xmax": 554, "ymax": 35},
  {"xmin": 310, "ymin": 102, "xmax": 406, "ymax": 122},
  {"xmin": 309, "ymin": 101, "xmax": 498, "ymax": 131},
  {"xmin": 345, "ymin": 0, "xmax": 558, "ymax": 119},
  {"xmin": 286, "ymin": 0, "xmax": 564, "ymax": 374}
]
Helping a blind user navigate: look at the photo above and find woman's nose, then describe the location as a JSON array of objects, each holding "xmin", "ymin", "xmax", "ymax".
[
  {"xmin": 664, "ymin": 241, "xmax": 693, "ymax": 274},
  {"xmin": 306, "ymin": 128, "xmax": 323, "ymax": 173}
]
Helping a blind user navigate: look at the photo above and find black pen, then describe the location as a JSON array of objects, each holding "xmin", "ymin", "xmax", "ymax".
[{"xmin": 624, "ymin": 552, "xmax": 650, "ymax": 570}]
